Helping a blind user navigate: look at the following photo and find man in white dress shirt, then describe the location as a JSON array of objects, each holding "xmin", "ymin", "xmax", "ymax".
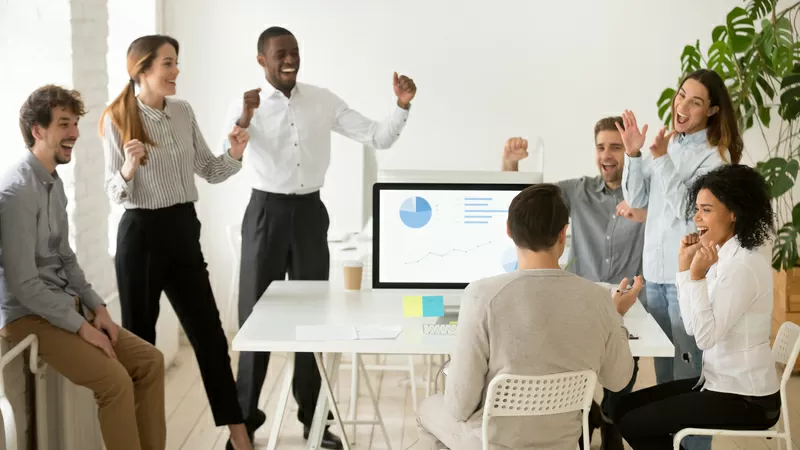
[{"xmin": 223, "ymin": 26, "xmax": 417, "ymax": 448}]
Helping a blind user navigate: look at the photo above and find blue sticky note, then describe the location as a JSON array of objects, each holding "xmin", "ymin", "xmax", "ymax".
[{"xmin": 422, "ymin": 295, "xmax": 445, "ymax": 317}]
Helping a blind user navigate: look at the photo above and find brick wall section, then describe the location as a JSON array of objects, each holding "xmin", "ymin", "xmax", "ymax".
[
  {"xmin": 0, "ymin": 0, "xmax": 112, "ymax": 447},
  {"xmin": 69, "ymin": 0, "xmax": 115, "ymax": 300}
]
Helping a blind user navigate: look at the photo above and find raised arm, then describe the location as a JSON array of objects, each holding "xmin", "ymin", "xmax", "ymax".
[
  {"xmin": 331, "ymin": 95, "xmax": 410, "ymax": 150},
  {"xmin": 444, "ymin": 288, "xmax": 490, "ymax": 422},
  {"xmin": 0, "ymin": 192, "xmax": 85, "ymax": 333},
  {"xmin": 501, "ymin": 137, "xmax": 528, "ymax": 171},
  {"xmin": 184, "ymin": 102, "xmax": 244, "ymax": 184},
  {"xmin": 617, "ymin": 111, "xmax": 651, "ymax": 208}
]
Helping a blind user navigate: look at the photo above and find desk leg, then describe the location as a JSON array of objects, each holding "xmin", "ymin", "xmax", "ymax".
[
  {"xmin": 348, "ymin": 353, "xmax": 359, "ymax": 445},
  {"xmin": 267, "ymin": 354, "xmax": 295, "ymax": 450},
  {"xmin": 308, "ymin": 353, "xmax": 350, "ymax": 450}
]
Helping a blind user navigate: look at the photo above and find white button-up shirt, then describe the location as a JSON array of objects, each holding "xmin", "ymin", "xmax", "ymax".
[
  {"xmin": 222, "ymin": 80, "xmax": 410, "ymax": 194},
  {"xmin": 676, "ymin": 238, "xmax": 780, "ymax": 397},
  {"xmin": 622, "ymin": 129, "xmax": 728, "ymax": 284}
]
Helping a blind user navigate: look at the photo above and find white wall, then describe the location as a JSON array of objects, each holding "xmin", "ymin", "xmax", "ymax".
[{"xmin": 163, "ymin": 0, "xmax": 773, "ymax": 307}]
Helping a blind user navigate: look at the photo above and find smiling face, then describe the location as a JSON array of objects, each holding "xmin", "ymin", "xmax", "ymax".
[
  {"xmin": 673, "ymin": 78, "xmax": 718, "ymax": 134},
  {"xmin": 33, "ymin": 107, "xmax": 79, "ymax": 166},
  {"xmin": 138, "ymin": 43, "xmax": 179, "ymax": 97},
  {"xmin": 595, "ymin": 129, "xmax": 625, "ymax": 185},
  {"xmin": 258, "ymin": 34, "xmax": 300, "ymax": 94},
  {"xmin": 694, "ymin": 188, "xmax": 736, "ymax": 246}
]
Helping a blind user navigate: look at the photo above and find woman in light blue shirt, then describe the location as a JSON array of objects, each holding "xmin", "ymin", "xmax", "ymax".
[{"xmin": 617, "ymin": 69, "xmax": 743, "ymax": 387}]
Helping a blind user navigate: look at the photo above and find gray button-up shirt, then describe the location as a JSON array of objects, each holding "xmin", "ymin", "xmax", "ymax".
[
  {"xmin": 557, "ymin": 176, "xmax": 645, "ymax": 284},
  {"xmin": 0, "ymin": 152, "xmax": 105, "ymax": 333}
]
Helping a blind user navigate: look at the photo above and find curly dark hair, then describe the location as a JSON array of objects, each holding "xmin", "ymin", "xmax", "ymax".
[
  {"xmin": 19, "ymin": 84, "xmax": 86, "ymax": 148},
  {"xmin": 685, "ymin": 164, "xmax": 774, "ymax": 250}
]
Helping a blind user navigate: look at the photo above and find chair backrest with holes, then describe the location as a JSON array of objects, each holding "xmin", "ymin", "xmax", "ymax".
[
  {"xmin": 773, "ymin": 321, "xmax": 800, "ymax": 369},
  {"xmin": 481, "ymin": 371, "xmax": 597, "ymax": 449}
]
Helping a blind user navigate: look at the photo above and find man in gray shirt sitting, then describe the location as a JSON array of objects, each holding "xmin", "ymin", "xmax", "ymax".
[
  {"xmin": 502, "ymin": 117, "xmax": 646, "ymax": 449},
  {"xmin": 0, "ymin": 85, "xmax": 166, "ymax": 450},
  {"xmin": 415, "ymin": 183, "xmax": 640, "ymax": 450}
]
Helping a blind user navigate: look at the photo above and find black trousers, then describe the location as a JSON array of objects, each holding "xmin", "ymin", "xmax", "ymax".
[
  {"xmin": 115, "ymin": 202, "xmax": 243, "ymax": 426},
  {"xmin": 236, "ymin": 189, "xmax": 331, "ymax": 428},
  {"xmin": 614, "ymin": 377, "xmax": 781, "ymax": 450}
]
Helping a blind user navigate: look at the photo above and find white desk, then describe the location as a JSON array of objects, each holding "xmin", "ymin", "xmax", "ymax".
[{"xmin": 232, "ymin": 280, "xmax": 673, "ymax": 450}]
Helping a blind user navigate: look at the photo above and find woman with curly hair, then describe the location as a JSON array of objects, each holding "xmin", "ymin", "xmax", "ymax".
[{"xmin": 613, "ymin": 164, "xmax": 781, "ymax": 449}]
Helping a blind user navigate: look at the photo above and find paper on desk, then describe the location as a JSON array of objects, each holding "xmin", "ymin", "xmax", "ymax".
[{"xmin": 296, "ymin": 325, "xmax": 402, "ymax": 341}]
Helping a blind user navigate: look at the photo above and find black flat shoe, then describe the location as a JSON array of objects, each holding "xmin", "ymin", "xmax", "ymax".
[{"xmin": 303, "ymin": 426, "xmax": 344, "ymax": 450}]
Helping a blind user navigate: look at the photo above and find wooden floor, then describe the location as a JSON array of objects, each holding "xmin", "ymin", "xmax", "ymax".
[{"xmin": 164, "ymin": 345, "xmax": 800, "ymax": 449}]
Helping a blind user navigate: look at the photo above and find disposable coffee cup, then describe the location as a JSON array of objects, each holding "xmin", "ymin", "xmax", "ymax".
[{"xmin": 343, "ymin": 261, "xmax": 364, "ymax": 291}]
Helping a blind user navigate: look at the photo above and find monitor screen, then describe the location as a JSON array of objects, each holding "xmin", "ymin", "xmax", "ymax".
[{"xmin": 372, "ymin": 183, "xmax": 532, "ymax": 289}]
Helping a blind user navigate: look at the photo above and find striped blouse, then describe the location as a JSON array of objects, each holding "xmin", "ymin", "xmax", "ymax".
[{"xmin": 102, "ymin": 97, "xmax": 242, "ymax": 210}]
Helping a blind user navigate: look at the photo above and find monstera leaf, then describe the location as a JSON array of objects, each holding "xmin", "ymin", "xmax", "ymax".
[
  {"xmin": 681, "ymin": 41, "xmax": 703, "ymax": 74},
  {"xmin": 773, "ymin": 223, "xmax": 799, "ymax": 271},
  {"xmin": 758, "ymin": 157, "xmax": 799, "ymax": 198},
  {"xmin": 761, "ymin": 17, "xmax": 795, "ymax": 77},
  {"xmin": 712, "ymin": 7, "xmax": 755, "ymax": 53},
  {"xmin": 708, "ymin": 41, "xmax": 737, "ymax": 77},
  {"xmin": 780, "ymin": 63, "xmax": 800, "ymax": 121},
  {"xmin": 657, "ymin": 88, "xmax": 675, "ymax": 126},
  {"xmin": 747, "ymin": 0, "xmax": 775, "ymax": 20}
]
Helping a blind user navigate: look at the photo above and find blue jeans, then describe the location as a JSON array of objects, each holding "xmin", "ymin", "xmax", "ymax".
[{"xmin": 645, "ymin": 282, "xmax": 710, "ymax": 450}]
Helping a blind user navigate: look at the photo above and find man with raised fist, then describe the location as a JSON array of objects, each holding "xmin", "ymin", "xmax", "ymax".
[{"xmin": 222, "ymin": 26, "xmax": 416, "ymax": 449}]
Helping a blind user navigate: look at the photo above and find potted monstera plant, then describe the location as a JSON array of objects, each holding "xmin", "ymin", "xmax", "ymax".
[{"xmin": 656, "ymin": 0, "xmax": 800, "ymax": 361}]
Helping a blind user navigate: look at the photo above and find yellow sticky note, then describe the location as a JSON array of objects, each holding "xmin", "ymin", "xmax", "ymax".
[{"xmin": 403, "ymin": 296, "xmax": 423, "ymax": 317}]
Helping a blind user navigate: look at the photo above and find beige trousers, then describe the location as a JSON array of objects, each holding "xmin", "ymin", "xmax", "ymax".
[
  {"xmin": 416, "ymin": 394, "xmax": 482, "ymax": 450},
  {"xmin": 1, "ymin": 315, "xmax": 166, "ymax": 450}
]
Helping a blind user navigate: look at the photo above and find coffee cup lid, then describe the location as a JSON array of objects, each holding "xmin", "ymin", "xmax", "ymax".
[{"xmin": 343, "ymin": 260, "xmax": 363, "ymax": 267}]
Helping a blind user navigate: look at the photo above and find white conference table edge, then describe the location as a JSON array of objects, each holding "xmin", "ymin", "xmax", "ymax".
[{"xmin": 231, "ymin": 280, "xmax": 675, "ymax": 358}]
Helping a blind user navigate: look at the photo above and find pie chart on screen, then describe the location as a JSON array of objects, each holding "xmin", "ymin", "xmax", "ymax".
[
  {"xmin": 502, "ymin": 246, "xmax": 518, "ymax": 272},
  {"xmin": 399, "ymin": 196, "xmax": 433, "ymax": 228}
]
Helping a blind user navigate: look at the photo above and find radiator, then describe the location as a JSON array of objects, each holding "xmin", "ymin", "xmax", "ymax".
[{"xmin": 0, "ymin": 291, "xmax": 181, "ymax": 449}]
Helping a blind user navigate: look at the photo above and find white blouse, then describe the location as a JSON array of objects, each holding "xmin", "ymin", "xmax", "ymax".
[{"xmin": 676, "ymin": 238, "xmax": 780, "ymax": 397}]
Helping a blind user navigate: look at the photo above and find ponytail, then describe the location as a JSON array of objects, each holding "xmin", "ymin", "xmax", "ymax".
[{"xmin": 98, "ymin": 79, "xmax": 154, "ymax": 163}]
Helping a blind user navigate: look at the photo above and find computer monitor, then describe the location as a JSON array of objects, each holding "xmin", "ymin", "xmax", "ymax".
[{"xmin": 372, "ymin": 182, "xmax": 533, "ymax": 289}]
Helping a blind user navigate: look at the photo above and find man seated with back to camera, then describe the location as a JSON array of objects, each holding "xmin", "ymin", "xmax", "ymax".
[
  {"xmin": 415, "ymin": 183, "xmax": 641, "ymax": 450},
  {"xmin": 502, "ymin": 116, "xmax": 647, "ymax": 449}
]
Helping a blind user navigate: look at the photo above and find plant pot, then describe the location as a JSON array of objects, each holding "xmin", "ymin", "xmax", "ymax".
[{"xmin": 772, "ymin": 269, "xmax": 800, "ymax": 373}]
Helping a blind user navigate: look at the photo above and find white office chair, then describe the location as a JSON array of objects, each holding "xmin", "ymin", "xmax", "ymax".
[
  {"xmin": 673, "ymin": 321, "xmax": 800, "ymax": 450},
  {"xmin": 481, "ymin": 371, "xmax": 597, "ymax": 450}
]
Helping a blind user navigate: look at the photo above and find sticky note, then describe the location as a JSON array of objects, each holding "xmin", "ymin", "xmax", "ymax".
[
  {"xmin": 403, "ymin": 296, "xmax": 423, "ymax": 317},
  {"xmin": 422, "ymin": 296, "xmax": 445, "ymax": 317}
]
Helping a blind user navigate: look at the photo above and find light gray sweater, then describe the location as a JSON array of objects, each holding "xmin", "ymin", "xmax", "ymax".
[{"xmin": 444, "ymin": 269, "xmax": 634, "ymax": 449}]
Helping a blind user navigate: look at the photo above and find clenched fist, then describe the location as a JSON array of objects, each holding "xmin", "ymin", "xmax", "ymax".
[
  {"xmin": 504, "ymin": 137, "xmax": 529, "ymax": 162},
  {"xmin": 237, "ymin": 88, "xmax": 262, "ymax": 128},
  {"xmin": 120, "ymin": 139, "xmax": 147, "ymax": 181},
  {"xmin": 227, "ymin": 126, "xmax": 250, "ymax": 160}
]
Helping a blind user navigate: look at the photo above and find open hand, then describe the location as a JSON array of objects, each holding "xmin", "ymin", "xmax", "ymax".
[
  {"xmin": 78, "ymin": 322, "xmax": 117, "ymax": 359},
  {"xmin": 227, "ymin": 126, "xmax": 250, "ymax": 159},
  {"xmin": 612, "ymin": 276, "xmax": 644, "ymax": 316},
  {"xmin": 679, "ymin": 233, "xmax": 703, "ymax": 272},
  {"xmin": 616, "ymin": 110, "xmax": 648, "ymax": 157},
  {"xmin": 92, "ymin": 306, "xmax": 119, "ymax": 345},
  {"xmin": 649, "ymin": 126, "xmax": 676, "ymax": 158},
  {"xmin": 690, "ymin": 240, "xmax": 719, "ymax": 280},
  {"xmin": 393, "ymin": 72, "xmax": 416, "ymax": 109}
]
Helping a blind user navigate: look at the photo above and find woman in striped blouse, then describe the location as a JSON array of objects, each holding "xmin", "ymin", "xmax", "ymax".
[{"xmin": 100, "ymin": 35, "xmax": 253, "ymax": 450}]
